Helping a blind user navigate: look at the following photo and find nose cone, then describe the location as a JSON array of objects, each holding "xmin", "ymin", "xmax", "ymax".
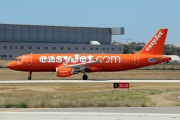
[{"xmin": 7, "ymin": 61, "xmax": 17, "ymax": 70}]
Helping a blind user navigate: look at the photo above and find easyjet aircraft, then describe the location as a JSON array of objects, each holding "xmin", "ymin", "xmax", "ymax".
[{"xmin": 8, "ymin": 28, "xmax": 172, "ymax": 80}]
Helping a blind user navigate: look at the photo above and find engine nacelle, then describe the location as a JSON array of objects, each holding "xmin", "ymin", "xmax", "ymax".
[{"xmin": 56, "ymin": 67, "xmax": 73, "ymax": 77}]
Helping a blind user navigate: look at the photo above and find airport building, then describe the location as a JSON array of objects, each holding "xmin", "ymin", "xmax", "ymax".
[{"xmin": 0, "ymin": 23, "xmax": 124, "ymax": 59}]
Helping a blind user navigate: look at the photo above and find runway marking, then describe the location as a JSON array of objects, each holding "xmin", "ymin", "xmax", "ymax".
[
  {"xmin": 0, "ymin": 112, "xmax": 180, "ymax": 120},
  {"xmin": 0, "ymin": 80, "xmax": 180, "ymax": 84}
]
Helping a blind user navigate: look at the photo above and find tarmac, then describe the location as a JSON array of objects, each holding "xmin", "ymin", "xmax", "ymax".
[
  {"xmin": 0, "ymin": 107, "xmax": 180, "ymax": 120},
  {"xmin": 0, "ymin": 80, "xmax": 179, "ymax": 120}
]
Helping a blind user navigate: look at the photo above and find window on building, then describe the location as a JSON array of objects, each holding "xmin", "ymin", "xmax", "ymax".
[
  {"xmin": 15, "ymin": 46, "xmax": 17, "ymax": 49},
  {"xmin": 96, "ymin": 48, "xmax": 98, "ymax": 50},
  {"xmin": 1, "ymin": 55, "xmax": 3, "ymax": 58},
  {"xmin": 103, "ymin": 48, "xmax": 105, "ymax": 50},
  {"xmin": 52, "ymin": 47, "xmax": 56, "ymax": 50},
  {"xmin": 83, "ymin": 47, "xmax": 86, "ymax": 50},
  {"xmin": 90, "ymin": 48, "xmax": 93, "ymax": 50},
  {"xmin": 75, "ymin": 47, "xmax": 78, "ymax": 50},
  {"xmin": 3, "ymin": 46, "xmax": 7, "ymax": 49},
  {"xmin": 60, "ymin": 47, "xmax": 63, "ymax": 50},
  {"xmin": 37, "ymin": 47, "xmax": 40, "ymax": 49},
  {"xmin": 68, "ymin": 47, "xmax": 71, "ymax": 50},
  {"xmin": 10, "ymin": 46, "xmax": 12, "ymax": 49},
  {"xmin": 118, "ymin": 48, "xmax": 121, "ymax": 51},
  {"xmin": 9, "ymin": 55, "xmax": 12, "ymax": 58},
  {"xmin": 111, "ymin": 48, "xmax": 114, "ymax": 51},
  {"xmin": 20, "ymin": 46, "xmax": 24, "ymax": 49},
  {"xmin": 45, "ymin": 47, "xmax": 48, "ymax": 50},
  {"xmin": 29, "ymin": 46, "xmax": 32, "ymax": 49},
  {"xmin": 107, "ymin": 48, "xmax": 109, "ymax": 50}
]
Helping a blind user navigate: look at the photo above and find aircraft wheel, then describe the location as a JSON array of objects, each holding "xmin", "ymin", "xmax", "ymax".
[
  {"xmin": 28, "ymin": 76, "xmax": 32, "ymax": 80},
  {"xmin": 28, "ymin": 72, "xmax": 32, "ymax": 80},
  {"xmin": 82, "ymin": 75, "xmax": 88, "ymax": 80}
]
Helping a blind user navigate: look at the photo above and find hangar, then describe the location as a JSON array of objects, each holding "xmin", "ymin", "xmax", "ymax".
[{"xmin": 0, "ymin": 23, "xmax": 124, "ymax": 59}]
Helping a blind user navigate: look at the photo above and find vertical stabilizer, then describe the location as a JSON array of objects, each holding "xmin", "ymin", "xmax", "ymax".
[{"xmin": 137, "ymin": 28, "xmax": 168, "ymax": 55}]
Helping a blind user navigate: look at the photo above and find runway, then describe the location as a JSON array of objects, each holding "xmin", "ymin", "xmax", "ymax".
[
  {"xmin": 0, "ymin": 80, "xmax": 179, "ymax": 119},
  {"xmin": 0, "ymin": 80, "xmax": 180, "ymax": 83},
  {"xmin": 0, "ymin": 107, "xmax": 180, "ymax": 120}
]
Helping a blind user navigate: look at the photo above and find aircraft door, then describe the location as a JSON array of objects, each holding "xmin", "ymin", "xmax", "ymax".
[
  {"xmin": 27, "ymin": 56, "xmax": 32, "ymax": 65},
  {"xmin": 134, "ymin": 56, "xmax": 139, "ymax": 65}
]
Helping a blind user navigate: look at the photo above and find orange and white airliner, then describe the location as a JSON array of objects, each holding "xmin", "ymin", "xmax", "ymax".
[{"xmin": 8, "ymin": 28, "xmax": 172, "ymax": 80}]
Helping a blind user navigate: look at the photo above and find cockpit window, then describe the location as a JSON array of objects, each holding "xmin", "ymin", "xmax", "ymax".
[{"xmin": 15, "ymin": 59, "xmax": 21, "ymax": 61}]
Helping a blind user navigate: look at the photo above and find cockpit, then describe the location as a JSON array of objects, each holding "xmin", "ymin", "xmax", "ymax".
[
  {"xmin": 15, "ymin": 58, "xmax": 21, "ymax": 61},
  {"xmin": 8, "ymin": 55, "xmax": 32, "ymax": 71}
]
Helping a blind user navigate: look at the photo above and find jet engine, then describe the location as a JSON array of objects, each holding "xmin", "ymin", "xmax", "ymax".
[{"xmin": 56, "ymin": 67, "xmax": 78, "ymax": 77}]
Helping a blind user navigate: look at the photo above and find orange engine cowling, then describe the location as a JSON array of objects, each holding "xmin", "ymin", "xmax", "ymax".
[{"xmin": 56, "ymin": 67, "xmax": 72, "ymax": 77}]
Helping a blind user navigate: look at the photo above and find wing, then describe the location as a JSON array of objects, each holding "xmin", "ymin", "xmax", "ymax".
[{"xmin": 61, "ymin": 60, "xmax": 101, "ymax": 71}]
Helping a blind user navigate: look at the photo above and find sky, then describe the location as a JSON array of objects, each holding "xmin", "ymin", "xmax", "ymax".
[{"xmin": 0, "ymin": 0, "xmax": 180, "ymax": 44}]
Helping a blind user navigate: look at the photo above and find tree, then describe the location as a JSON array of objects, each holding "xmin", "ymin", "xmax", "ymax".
[{"xmin": 123, "ymin": 42, "xmax": 180, "ymax": 56}]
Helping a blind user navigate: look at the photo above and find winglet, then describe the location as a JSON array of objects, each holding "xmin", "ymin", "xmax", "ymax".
[{"xmin": 137, "ymin": 28, "xmax": 168, "ymax": 55}]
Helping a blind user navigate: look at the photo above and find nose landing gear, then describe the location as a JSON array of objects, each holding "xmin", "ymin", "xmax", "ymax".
[{"xmin": 28, "ymin": 72, "xmax": 32, "ymax": 80}]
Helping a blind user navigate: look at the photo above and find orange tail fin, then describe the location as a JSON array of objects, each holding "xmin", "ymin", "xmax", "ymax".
[{"xmin": 137, "ymin": 28, "xmax": 168, "ymax": 55}]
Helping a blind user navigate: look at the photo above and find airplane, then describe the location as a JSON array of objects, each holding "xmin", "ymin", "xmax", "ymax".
[{"xmin": 8, "ymin": 28, "xmax": 173, "ymax": 80}]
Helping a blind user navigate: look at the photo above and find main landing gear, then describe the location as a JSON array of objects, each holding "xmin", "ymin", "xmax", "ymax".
[
  {"xmin": 82, "ymin": 74, "xmax": 88, "ymax": 80},
  {"xmin": 81, "ymin": 70, "xmax": 88, "ymax": 80},
  {"xmin": 28, "ymin": 72, "xmax": 32, "ymax": 80}
]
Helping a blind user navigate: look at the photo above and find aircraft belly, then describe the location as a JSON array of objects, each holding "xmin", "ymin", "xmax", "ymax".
[{"xmin": 99, "ymin": 63, "xmax": 122, "ymax": 71}]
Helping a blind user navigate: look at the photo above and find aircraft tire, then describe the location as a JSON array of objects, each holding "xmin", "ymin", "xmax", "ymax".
[
  {"xmin": 82, "ymin": 75, "xmax": 88, "ymax": 80},
  {"xmin": 28, "ymin": 77, "xmax": 32, "ymax": 80}
]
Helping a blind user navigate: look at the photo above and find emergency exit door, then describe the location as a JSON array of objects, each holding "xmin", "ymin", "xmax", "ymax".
[
  {"xmin": 27, "ymin": 56, "xmax": 32, "ymax": 65},
  {"xmin": 134, "ymin": 56, "xmax": 139, "ymax": 65}
]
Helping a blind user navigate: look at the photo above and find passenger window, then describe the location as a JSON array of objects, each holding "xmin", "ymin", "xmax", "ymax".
[
  {"xmin": 3, "ymin": 46, "xmax": 7, "ymax": 49},
  {"xmin": 68, "ymin": 47, "xmax": 71, "ymax": 50}
]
